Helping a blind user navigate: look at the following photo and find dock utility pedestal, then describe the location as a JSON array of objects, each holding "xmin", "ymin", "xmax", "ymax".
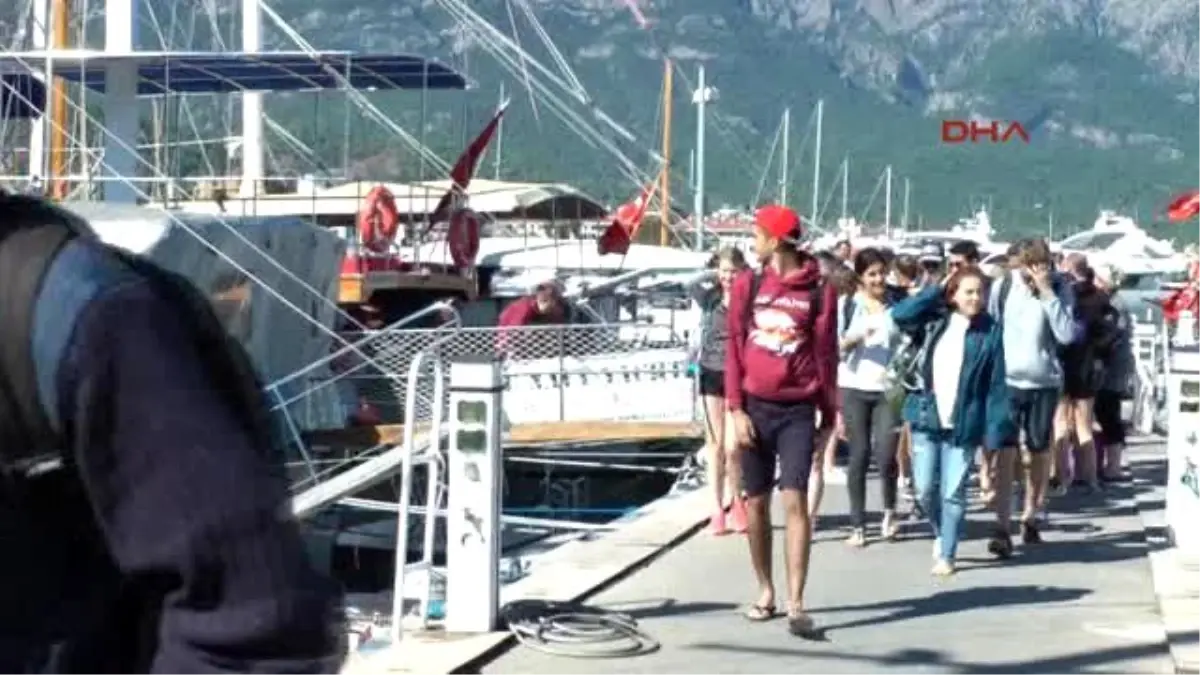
[
  {"xmin": 1165, "ymin": 348, "xmax": 1200, "ymax": 559},
  {"xmin": 445, "ymin": 357, "xmax": 504, "ymax": 633}
]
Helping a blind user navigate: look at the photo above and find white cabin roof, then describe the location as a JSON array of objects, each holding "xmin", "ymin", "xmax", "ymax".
[
  {"xmin": 402, "ymin": 236, "xmax": 711, "ymax": 272},
  {"xmin": 170, "ymin": 178, "xmax": 607, "ymax": 220}
]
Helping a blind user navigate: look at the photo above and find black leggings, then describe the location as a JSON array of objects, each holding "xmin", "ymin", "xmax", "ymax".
[
  {"xmin": 842, "ymin": 388, "xmax": 900, "ymax": 528},
  {"xmin": 1095, "ymin": 389, "xmax": 1126, "ymax": 446}
]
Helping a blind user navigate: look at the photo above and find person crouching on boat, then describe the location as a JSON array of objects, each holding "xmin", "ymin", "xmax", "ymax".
[
  {"xmin": 496, "ymin": 280, "xmax": 566, "ymax": 359},
  {"xmin": 726, "ymin": 204, "xmax": 837, "ymax": 637},
  {"xmin": 890, "ymin": 265, "xmax": 1012, "ymax": 576},
  {"xmin": 688, "ymin": 247, "xmax": 750, "ymax": 534}
]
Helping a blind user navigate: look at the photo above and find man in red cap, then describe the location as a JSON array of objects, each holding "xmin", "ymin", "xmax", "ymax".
[{"xmin": 725, "ymin": 204, "xmax": 837, "ymax": 637}]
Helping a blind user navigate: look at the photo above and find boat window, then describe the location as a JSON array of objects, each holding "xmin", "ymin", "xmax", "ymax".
[
  {"xmin": 1060, "ymin": 232, "xmax": 1125, "ymax": 250},
  {"xmin": 1120, "ymin": 273, "xmax": 1163, "ymax": 292}
]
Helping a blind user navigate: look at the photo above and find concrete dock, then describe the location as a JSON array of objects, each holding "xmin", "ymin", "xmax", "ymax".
[
  {"xmin": 479, "ymin": 438, "xmax": 1195, "ymax": 674},
  {"xmin": 345, "ymin": 437, "xmax": 1198, "ymax": 674}
]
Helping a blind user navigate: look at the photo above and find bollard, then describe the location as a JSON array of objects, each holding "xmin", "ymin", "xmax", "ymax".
[
  {"xmin": 445, "ymin": 357, "xmax": 504, "ymax": 633},
  {"xmin": 1165, "ymin": 347, "xmax": 1200, "ymax": 560}
]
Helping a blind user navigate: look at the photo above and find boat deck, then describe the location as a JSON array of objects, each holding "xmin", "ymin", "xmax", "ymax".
[
  {"xmin": 480, "ymin": 439, "xmax": 1186, "ymax": 674},
  {"xmin": 302, "ymin": 420, "xmax": 702, "ymax": 449}
]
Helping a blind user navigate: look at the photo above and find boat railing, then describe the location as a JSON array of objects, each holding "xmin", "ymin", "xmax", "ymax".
[
  {"xmin": 288, "ymin": 344, "xmax": 451, "ymax": 517},
  {"xmin": 391, "ymin": 348, "xmax": 447, "ymax": 638},
  {"xmin": 307, "ymin": 322, "xmax": 694, "ymax": 428}
]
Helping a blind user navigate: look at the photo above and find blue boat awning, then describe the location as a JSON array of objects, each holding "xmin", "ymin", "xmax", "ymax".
[
  {"xmin": 0, "ymin": 50, "xmax": 467, "ymax": 100},
  {"xmin": 1, "ymin": 73, "xmax": 45, "ymax": 118}
]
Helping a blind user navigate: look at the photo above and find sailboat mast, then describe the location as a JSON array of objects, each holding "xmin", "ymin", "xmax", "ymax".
[
  {"xmin": 778, "ymin": 107, "xmax": 790, "ymax": 206},
  {"xmin": 902, "ymin": 177, "xmax": 910, "ymax": 231},
  {"xmin": 884, "ymin": 165, "xmax": 893, "ymax": 237},
  {"xmin": 493, "ymin": 82, "xmax": 505, "ymax": 180},
  {"xmin": 660, "ymin": 59, "xmax": 673, "ymax": 246},
  {"xmin": 240, "ymin": 0, "xmax": 264, "ymax": 199},
  {"xmin": 809, "ymin": 99, "xmax": 823, "ymax": 230},
  {"xmin": 692, "ymin": 64, "xmax": 707, "ymax": 252},
  {"xmin": 48, "ymin": 0, "xmax": 70, "ymax": 199},
  {"xmin": 840, "ymin": 158, "xmax": 848, "ymax": 220}
]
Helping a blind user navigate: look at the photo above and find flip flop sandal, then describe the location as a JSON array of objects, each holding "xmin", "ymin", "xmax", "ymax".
[
  {"xmin": 787, "ymin": 612, "xmax": 820, "ymax": 638},
  {"xmin": 743, "ymin": 603, "xmax": 777, "ymax": 622}
]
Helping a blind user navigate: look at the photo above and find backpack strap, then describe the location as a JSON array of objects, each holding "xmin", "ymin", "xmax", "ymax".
[
  {"xmin": 996, "ymin": 273, "xmax": 1013, "ymax": 324},
  {"xmin": 742, "ymin": 272, "xmax": 762, "ymax": 337},
  {"xmin": 839, "ymin": 294, "xmax": 856, "ymax": 337},
  {"xmin": 0, "ymin": 219, "xmax": 76, "ymax": 475}
]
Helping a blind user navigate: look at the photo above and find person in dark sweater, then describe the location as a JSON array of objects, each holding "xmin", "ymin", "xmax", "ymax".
[
  {"xmin": 689, "ymin": 247, "xmax": 750, "ymax": 535},
  {"xmin": 0, "ymin": 199, "xmax": 345, "ymax": 673},
  {"xmin": 726, "ymin": 204, "xmax": 837, "ymax": 637}
]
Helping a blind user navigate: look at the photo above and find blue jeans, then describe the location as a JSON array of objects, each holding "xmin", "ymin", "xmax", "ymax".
[{"xmin": 911, "ymin": 430, "xmax": 974, "ymax": 562}]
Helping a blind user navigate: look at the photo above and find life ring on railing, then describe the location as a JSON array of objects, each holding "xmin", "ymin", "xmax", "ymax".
[
  {"xmin": 356, "ymin": 185, "xmax": 401, "ymax": 254},
  {"xmin": 447, "ymin": 208, "xmax": 481, "ymax": 268}
]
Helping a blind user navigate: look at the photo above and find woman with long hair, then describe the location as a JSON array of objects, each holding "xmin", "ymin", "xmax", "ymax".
[
  {"xmin": 839, "ymin": 248, "xmax": 902, "ymax": 546},
  {"xmin": 690, "ymin": 247, "xmax": 750, "ymax": 534},
  {"xmin": 1091, "ymin": 263, "xmax": 1134, "ymax": 481},
  {"xmin": 807, "ymin": 262, "xmax": 859, "ymax": 525},
  {"xmin": 891, "ymin": 266, "xmax": 1012, "ymax": 575},
  {"xmin": 1051, "ymin": 258, "xmax": 1117, "ymax": 493},
  {"xmin": 890, "ymin": 254, "xmax": 922, "ymax": 504}
]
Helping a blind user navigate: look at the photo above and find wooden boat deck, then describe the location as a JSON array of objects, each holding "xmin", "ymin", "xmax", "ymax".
[{"xmin": 301, "ymin": 420, "xmax": 701, "ymax": 450}]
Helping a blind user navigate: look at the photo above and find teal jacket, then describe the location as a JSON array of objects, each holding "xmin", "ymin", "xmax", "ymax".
[{"xmin": 891, "ymin": 285, "xmax": 1014, "ymax": 451}]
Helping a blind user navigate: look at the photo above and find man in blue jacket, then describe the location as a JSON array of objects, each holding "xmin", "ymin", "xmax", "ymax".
[
  {"xmin": 0, "ymin": 193, "xmax": 345, "ymax": 673},
  {"xmin": 987, "ymin": 237, "xmax": 1077, "ymax": 555}
]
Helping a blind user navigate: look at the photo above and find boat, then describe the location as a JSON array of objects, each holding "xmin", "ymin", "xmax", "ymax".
[
  {"xmin": 1057, "ymin": 210, "xmax": 1184, "ymax": 271},
  {"xmin": 0, "ymin": 0, "xmax": 709, "ymax": 640}
]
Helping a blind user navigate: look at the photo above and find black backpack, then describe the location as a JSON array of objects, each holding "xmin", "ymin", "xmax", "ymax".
[
  {"xmin": 0, "ymin": 195, "xmax": 278, "ymax": 671},
  {"xmin": 0, "ymin": 195, "xmax": 275, "ymax": 478}
]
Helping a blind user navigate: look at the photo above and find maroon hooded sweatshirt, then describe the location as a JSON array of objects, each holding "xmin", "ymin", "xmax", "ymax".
[{"xmin": 724, "ymin": 259, "xmax": 838, "ymax": 419}]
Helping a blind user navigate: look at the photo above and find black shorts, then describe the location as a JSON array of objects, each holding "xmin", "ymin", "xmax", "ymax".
[
  {"xmin": 1007, "ymin": 386, "xmax": 1059, "ymax": 453},
  {"xmin": 698, "ymin": 367, "xmax": 725, "ymax": 397},
  {"xmin": 740, "ymin": 396, "xmax": 817, "ymax": 497},
  {"xmin": 1095, "ymin": 390, "xmax": 1126, "ymax": 446}
]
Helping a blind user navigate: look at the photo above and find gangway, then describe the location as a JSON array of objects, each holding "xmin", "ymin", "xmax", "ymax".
[{"xmin": 289, "ymin": 348, "xmax": 449, "ymax": 519}]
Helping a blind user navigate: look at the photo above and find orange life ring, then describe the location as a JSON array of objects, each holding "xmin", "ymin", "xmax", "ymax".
[
  {"xmin": 447, "ymin": 208, "xmax": 481, "ymax": 268},
  {"xmin": 357, "ymin": 185, "xmax": 401, "ymax": 253}
]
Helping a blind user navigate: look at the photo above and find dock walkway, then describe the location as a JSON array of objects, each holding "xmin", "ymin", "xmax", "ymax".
[{"xmin": 483, "ymin": 439, "xmax": 1185, "ymax": 674}]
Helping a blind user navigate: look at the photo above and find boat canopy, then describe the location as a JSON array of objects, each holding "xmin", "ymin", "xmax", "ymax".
[
  {"xmin": 0, "ymin": 51, "xmax": 465, "ymax": 110},
  {"xmin": 61, "ymin": 201, "xmax": 348, "ymax": 430}
]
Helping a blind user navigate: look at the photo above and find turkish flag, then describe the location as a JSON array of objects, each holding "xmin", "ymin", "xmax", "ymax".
[
  {"xmin": 1166, "ymin": 189, "xmax": 1200, "ymax": 222},
  {"xmin": 420, "ymin": 99, "xmax": 510, "ymax": 238},
  {"xmin": 598, "ymin": 182, "xmax": 655, "ymax": 255}
]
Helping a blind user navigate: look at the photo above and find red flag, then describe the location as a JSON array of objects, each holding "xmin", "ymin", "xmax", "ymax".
[
  {"xmin": 420, "ymin": 100, "xmax": 510, "ymax": 237},
  {"xmin": 1166, "ymin": 189, "xmax": 1200, "ymax": 222},
  {"xmin": 598, "ymin": 182, "xmax": 655, "ymax": 255}
]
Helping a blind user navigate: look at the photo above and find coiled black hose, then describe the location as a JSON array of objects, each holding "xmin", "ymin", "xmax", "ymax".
[{"xmin": 501, "ymin": 599, "xmax": 660, "ymax": 659}]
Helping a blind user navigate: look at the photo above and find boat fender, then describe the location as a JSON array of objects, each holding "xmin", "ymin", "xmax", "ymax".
[
  {"xmin": 448, "ymin": 208, "xmax": 481, "ymax": 268},
  {"xmin": 356, "ymin": 186, "xmax": 401, "ymax": 254}
]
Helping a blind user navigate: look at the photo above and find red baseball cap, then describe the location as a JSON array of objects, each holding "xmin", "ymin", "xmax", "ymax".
[{"xmin": 755, "ymin": 204, "xmax": 803, "ymax": 243}]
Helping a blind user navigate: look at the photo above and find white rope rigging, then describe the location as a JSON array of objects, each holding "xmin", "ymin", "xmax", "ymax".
[
  {"xmin": 0, "ymin": 0, "xmax": 706, "ymax": 387},
  {"xmin": 510, "ymin": 0, "xmax": 588, "ymax": 103},
  {"xmin": 502, "ymin": 0, "xmax": 541, "ymax": 125},
  {"xmin": 0, "ymin": 69, "xmax": 426, "ymax": 393},
  {"xmin": 431, "ymin": 0, "xmax": 652, "ymax": 189},
  {"xmin": 256, "ymin": 1, "xmax": 454, "ymax": 178}
]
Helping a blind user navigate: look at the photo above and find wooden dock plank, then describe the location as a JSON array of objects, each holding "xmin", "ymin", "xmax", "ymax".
[
  {"xmin": 301, "ymin": 420, "xmax": 700, "ymax": 449},
  {"xmin": 509, "ymin": 420, "xmax": 701, "ymax": 444}
]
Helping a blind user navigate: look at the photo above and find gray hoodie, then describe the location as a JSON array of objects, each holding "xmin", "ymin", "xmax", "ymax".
[{"xmin": 988, "ymin": 270, "xmax": 1078, "ymax": 389}]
